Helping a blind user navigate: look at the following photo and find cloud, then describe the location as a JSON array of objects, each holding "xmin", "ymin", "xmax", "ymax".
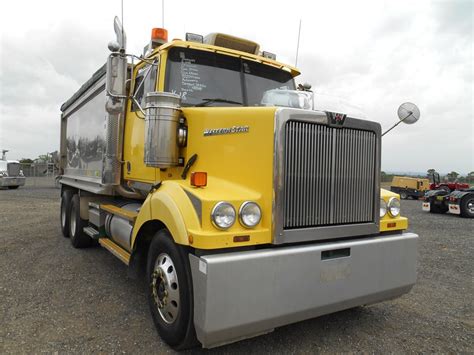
[
  {"xmin": 0, "ymin": 22, "xmax": 108, "ymax": 159},
  {"xmin": 0, "ymin": 0, "xmax": 472, "ymax": 173}
]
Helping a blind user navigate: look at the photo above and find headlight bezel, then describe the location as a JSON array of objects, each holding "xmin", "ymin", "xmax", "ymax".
[
  {"xmin": 239, "ymin": 201, "xmax": 262, "ymax": 228},
  {"xmin": 211, "ymin": 201, "xmax": 236, "ymax": 230},
  {"xmin": 387, "ymin": 197, "xmax": 401, "ymax": 217},
  {"xmin": 380, "ymin": 198, "xmax": 387, "ymax": 218}
]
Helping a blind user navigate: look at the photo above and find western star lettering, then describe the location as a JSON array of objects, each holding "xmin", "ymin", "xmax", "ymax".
[{"xmin": 203, "ymin": 126, "xmax": 250, "ymax": 136}]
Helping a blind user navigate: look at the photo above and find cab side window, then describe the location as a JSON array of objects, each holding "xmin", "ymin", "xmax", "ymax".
[{"xmin": 131, "ymin": 60, "xmax": 158, "ymax": 112}]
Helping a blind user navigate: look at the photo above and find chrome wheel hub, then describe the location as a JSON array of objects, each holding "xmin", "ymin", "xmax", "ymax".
[
  {"xmin": 151, "ymin": 253, "xmax": 180, "ymax": 324},
  {"xmin": 468, "ymin": 200, "xmax": 474, "ymax": 214}
]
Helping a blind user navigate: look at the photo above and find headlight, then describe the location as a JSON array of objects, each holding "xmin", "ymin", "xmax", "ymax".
[
  {"xmin": 380, "ymin": 199, "xmax": 387, "ymax": 218},
  {"xmin": 211, "ymin": 202, "xmax": 236, "ymax": 230},
  {"xmin": 388, "ymin": 197, "xmax": 401, "ymax": 217},
  {"xmin": 239, "ymin": 201, "xmax": 262, "ymax": 228}
]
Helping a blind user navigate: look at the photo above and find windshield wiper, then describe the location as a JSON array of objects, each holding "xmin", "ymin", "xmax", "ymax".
[{"xmin": 195, "ymin": 98, "xmax": 243, "ymax": 107}]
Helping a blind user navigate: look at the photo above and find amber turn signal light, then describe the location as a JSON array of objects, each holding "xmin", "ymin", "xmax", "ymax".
[
  {"xmin": 191, "ymin": 172, "xmax": 207, "ymax": 187},
  {"xmin": 233, "ymin": 235, "xmax": 250, "ymax": 243}
]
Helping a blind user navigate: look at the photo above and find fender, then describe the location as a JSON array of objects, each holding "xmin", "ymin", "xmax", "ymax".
[
  {"xmin": 131, "ymin": 181, "xmax": 201, "ymax": 248},
  {"xmin": 450, "ymin": 190, "xmax": 472, "ymax": 200}
]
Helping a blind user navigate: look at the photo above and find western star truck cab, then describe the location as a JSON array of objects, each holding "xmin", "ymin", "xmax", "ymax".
[{"xmin": 58, "ymin": 18, "xmax": 418, "ymax": 349}]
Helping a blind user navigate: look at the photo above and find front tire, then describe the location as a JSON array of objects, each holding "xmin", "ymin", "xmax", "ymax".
[
  {"xmin": 147, "ymin": 229, "xmax": 197, "ymax": 349},
  {"xmin": 69, "ymin": 194, "xmax": 92, "ymax": 248},
  {"xmin": 400, "ymin": 191, "xmax": 408, "ymax": 200}
]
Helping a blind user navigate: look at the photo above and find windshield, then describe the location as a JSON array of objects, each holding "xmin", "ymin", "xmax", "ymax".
[{"xmin": 165, "ymin": 47, "xmax": 295, "ymax": 107}]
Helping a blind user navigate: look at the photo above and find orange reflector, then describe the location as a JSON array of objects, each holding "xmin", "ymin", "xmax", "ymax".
[
  {"xmin": 190, "ymin": 172, "xmax": 207, "ymax": 187},
  {"xmin": 151, "ymin": 28, "xmax": 168, "ymax": 42},
  {"xmin": 233, "ymin": 235, "xmax": 250, "ymax": 243},
  {"xmin": 387, "ymin": 222, "xmax": 396, "ymax": 228},
  {"xmin": 188, "ymin": 235, "xmax": 194, "ymax": 244}
]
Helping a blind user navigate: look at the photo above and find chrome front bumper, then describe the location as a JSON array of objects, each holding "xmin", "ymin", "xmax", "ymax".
[
  {"xmin": 0, "ymin": 176, "xmax": 26, "ymax": 187},
  {"xmin": 189, "ymin": 232, "xmax": 418, "ymax": 348}
]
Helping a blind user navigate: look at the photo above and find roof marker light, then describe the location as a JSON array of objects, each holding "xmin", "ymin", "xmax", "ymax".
[
  {"xmin": 186, "ymin": 33, "xmax": 204, "ymax": 43},
  {"xmin": 262, "ymin": 51, "xmax": 276, "ymax": 60}
]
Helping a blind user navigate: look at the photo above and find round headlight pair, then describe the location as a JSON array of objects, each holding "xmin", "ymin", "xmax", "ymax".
[
  {"xmin": 380, "ymin": 197, "xmax": 401, "ymax": 218},
  {"xmin": 380, "ymin": 199, "xmax": 387, "ymax": 218},
  {"xmin": 387, "ymin": 197, "xmax": 401, "ymax": 217},
  {"xmin": 211, "ymin": 201, "xmax": 261, "ymax": 230}
]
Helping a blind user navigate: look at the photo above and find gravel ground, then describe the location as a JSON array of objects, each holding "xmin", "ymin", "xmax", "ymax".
[{"xmin": 1, "ymin": 185, "xmax": 472, "ymax": 353}]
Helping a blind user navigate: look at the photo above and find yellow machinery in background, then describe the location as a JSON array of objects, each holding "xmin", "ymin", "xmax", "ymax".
[{"xmin": 391, "ymin": 176, "xmax": 430, "ymax": 199}]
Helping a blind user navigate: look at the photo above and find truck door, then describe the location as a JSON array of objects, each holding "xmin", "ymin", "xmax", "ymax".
[{"xmin": 123, "ymin": 59, "xmax": 160, "ymax": 182}]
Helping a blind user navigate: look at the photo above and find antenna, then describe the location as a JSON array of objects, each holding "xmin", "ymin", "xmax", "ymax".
[
  {"xmin": 121, "ymin": 0, "xmax": 124, "ymax": 43},
  {"xmin": 162, "ymin": 0, "xmax": 165, "ymax": 28},
  {"xmin": 295, "ymin": 19, "xmax": 302, "ymax": 67}
]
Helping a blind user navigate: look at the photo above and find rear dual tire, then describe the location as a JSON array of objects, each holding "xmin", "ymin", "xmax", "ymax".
[
  {"xmin": 460, "ymin": 197, "xmax": 474, "ymax": 218},
  {"xmin": 60, "ymin": 190, "xmax": 74, "ymax": 238},
  {"xmin": 69, "ymin": 194, "xmax": 92, "ymax": 248},
  {"xmin": 60, "ymin": 190, "xmax": 92, "ymax": 248},
  {"xmin": 430, "ymin": 204, "xmax": 448, "ymax": 214}
]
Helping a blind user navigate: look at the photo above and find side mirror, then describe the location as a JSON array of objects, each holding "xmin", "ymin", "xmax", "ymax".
[
  {"xmin": 397, "ymin": 102, "xmax": 420, "ymax": 124},
  {"xmin": 382, "ymin": 102, "xmax": 420, "ymax": 136},
  {"xmin": 106, "ymin": 16, "xmax": 128, "ymax": 112},
  {"xmin": 297, "ymin": 82, "xmax": 312, "ymax": 91},
  {"xmin": 108, "ymin": 41, "xmax": 121, "ymax": 52},
  {"xmin": 112, "ymin": 16, "xmax": 126, "ymax": 51}
]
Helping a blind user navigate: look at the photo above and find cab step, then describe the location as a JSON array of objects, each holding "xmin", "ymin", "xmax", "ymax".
[
  {"xmin": 98, "ymin": 238, "xmax": 131, "ymax": 265},
  {"xmin": 83, "ymin": 226, "xmax": 100, "ymax": 239}
]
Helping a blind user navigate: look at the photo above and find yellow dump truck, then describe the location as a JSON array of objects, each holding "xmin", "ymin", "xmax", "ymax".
[
  {"xmin": 391, "ymin": 176, "xmax": 429, "ymax": 199},
  {"xmin": 58, "ymin": 17, "xmax": 418, "ymax": 349}
]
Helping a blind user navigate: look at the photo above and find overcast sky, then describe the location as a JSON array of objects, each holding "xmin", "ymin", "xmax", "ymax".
[{"xmin": 0, "ymin": 0, "xmax": 472, "ymax": 174}]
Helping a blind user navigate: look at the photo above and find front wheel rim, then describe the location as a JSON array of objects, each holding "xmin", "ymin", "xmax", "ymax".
[{"xmin": 151, "ymin": 253, "xmax": 180, "ymax": 324}]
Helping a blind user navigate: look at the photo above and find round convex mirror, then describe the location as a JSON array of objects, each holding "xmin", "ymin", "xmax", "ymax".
[{"xmin": 397, "ymin": 102, "xmax": 420, "ymax": 124}]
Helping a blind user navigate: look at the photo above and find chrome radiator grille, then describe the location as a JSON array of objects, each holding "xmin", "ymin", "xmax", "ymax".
[
  {"xmin": 284, "ymin": 121, "xmax": 377, "ymax": 228},
  {"xmin": 7, "ymin": 162, "xmax": 21, "ymax": 176}
]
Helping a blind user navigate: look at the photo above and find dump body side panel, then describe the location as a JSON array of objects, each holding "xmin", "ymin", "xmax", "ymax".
[{"xmin": 60, "ymin": 73, "xmax": 111, "ymax": 193}]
